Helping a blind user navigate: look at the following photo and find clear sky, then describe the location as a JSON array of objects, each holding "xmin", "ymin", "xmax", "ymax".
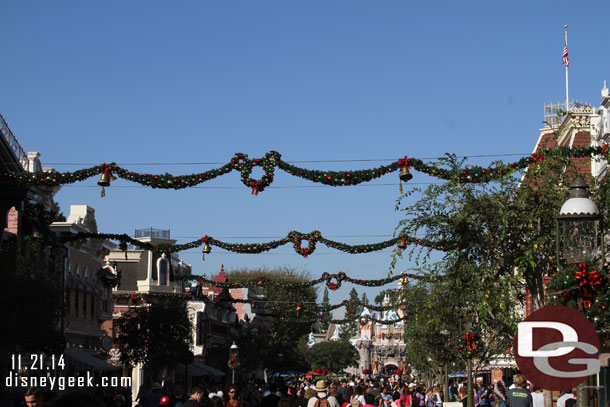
[{"xmin": 2, "ymin": 1, "xmax": 610, "ymax": 309}]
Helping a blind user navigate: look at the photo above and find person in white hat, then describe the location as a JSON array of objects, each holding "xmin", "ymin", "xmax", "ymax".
[{"xmin": 307, "ymin": 380, "xmax": 340, "ymax": 407}]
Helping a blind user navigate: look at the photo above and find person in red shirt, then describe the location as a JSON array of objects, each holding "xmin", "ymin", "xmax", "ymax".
[{"xmin": 227, "ymin": 386, "xmax": 241, "ymax": 407}]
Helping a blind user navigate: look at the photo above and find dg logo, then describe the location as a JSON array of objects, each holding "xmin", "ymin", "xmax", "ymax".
[{"xmin": 514, "ymin": 305, "xmax": 600, "ymax": 390}]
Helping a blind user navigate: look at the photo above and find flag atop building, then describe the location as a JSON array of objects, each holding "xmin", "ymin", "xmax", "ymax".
[{"xmin": 562, "ymin": 43, "xmax": 569, "ymax": 67}]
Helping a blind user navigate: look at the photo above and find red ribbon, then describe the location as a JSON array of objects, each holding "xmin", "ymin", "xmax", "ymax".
[
  {"xmin": 463, "ymin": 332, "xmax": 477, "ymax": 350},
  {"xmin": 398, "ymin": 156, "xmax": 410, "ymax": 168},
  {"xmin": 247, "ymin": 180, "xmax": 260, "ymax": 195},
  {"xmin": 531, "ymin": 153, "xmax": 544, "ymax": 163},
  {"xmin": 100, "ymin": 163, "xmax": 111, "ymax": 174},
  {"xmin": 602, "ymin": 143, "xmax": 609, "ymax": 156},
  {"xmin": 575, "ymin": 263, "xmax": 602, "ymax": 309},
  {"xmin": 202, "ymin": 235, "xmax": 209, "ymax": 243},
  {"xmin": 575, "ymin": 263, "xmax": 603, "ymax": 289}
]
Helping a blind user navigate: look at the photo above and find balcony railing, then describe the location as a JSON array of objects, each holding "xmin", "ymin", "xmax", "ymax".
[
  {"xmin": 134, "ymin": 228, "xmax": 171, "ymax": 239},
  {"xmin": 0, "ymin": 113, "xmax": 28, "ymax": 171},
  {"xmin": 544, "ymin": 100, "xmax": 593, "ymax": 127}
]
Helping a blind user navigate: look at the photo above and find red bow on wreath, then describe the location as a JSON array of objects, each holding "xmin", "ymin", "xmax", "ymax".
[
  {"xmin": 531, "ymin": 153, "xmax": 544, "ymax": 163},
  {"xmin": 575, "ymin": 263, "xmax": 603, "ymax": 308},
  {"xmin": 602, "ymin": 143, "xmax": 609, "ymax": 156},
  {"xmin": 100, "ymin": 163, "xmax": 111, "ymax": 174},
  {"xmin": 398, "ymin": 156, "xmax": 410, "ymax": 169},
  {"xmin": 463, "ymin": 332, "xmax": 477, "ymax": 351}
]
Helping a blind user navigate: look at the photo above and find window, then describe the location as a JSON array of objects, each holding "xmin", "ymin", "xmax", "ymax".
[
  {"xmin": 91, "ymin": 295, "xmax": 95, "ymax": 319},
  {"xmin": 102, "ymin": 289, "xmax": 109, "ymax": 313},
  {"xmin": 158, "ymin": 259, "xmax": 168, "ymax": 286},
  {"xmin": 74, "ymin": 291, "xmax": 79, "ymax": 318},
  {"xmin": 83, "ymin": 293, "xmax": 87, "ymax": 319}
]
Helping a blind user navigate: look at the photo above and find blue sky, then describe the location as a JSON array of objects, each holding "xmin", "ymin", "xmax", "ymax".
[{"xmin": 3, "ymin": 1, "xmax": 610, "ymax": 308}]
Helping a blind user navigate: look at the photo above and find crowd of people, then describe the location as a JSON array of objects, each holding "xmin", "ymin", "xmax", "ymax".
[{"xmin": 6, "ymin": 374, "xmax": 595, "ymax": 407}]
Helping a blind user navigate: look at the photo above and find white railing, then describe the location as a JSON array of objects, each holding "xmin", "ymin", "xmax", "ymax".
[{"xmin": 544, "ymin": 100, "xmax": 592, "ymax": 127}]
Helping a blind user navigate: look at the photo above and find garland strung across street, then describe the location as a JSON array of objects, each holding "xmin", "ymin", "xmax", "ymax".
[
  {"xmin": 112, "ymin": 292, "xmax": 399, "ymax": 312},
  {"xmin": 185, "ymin": 271, "xmax": 424, "ymax": 291},
  {"xmin": 281, "ymin": 315, "xmax": 406, "ymax": 325},
  {"xmin": 112, "ymin": 292, "xmax": 407, "ymax": 324},
  {"xmin": 2, "ymin": 146, "xmax": 607, "ymax": 195},
  {"xmin": 61, "ymin": 231, "xmax": 451, "ymax": 257}
]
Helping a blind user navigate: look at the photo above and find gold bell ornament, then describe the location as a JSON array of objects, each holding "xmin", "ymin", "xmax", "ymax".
[
  {"xmin": 397, "ymin": 236, "xmax": 408, "ymax": 250},
  {"xmin": 397, "ymin": 156, "xmax": 413, "ymax": 194},
  {"xmin": 98, "ymin": 171, "xmax": 117, "ymax": 198},
  {"xmin": 201, "ymin": 241, "xmax": 211, "ymax": 263},
  {"xmin": 398, "ymin": 166, "xmax": 412, "ymax": 194}
]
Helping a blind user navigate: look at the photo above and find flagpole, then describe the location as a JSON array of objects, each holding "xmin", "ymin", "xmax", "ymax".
[{"xmin": 565, "ymin": 25, "xmax": 569, "ymax": 112}]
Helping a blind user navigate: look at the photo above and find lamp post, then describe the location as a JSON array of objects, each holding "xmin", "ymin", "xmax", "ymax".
[
  {"xmin": 229, "ymin": 341, "xmax": 239, "ymax": 384},
  {"xmin": 556, "ymin": 175, "xmax": 603, "ymax": 266},
  {"xmin": 556, "ymin": 175, "xmax": 602, "ymax": 407},
  {"xmin": 440, "ymin": 329, "xmax": 450, "ymax": 403}
]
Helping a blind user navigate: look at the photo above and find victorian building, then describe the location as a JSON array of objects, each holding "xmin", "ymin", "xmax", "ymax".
[
  {"xmin": 50, "ymin": 205, "xmax": 118, "ymax": 373},
  {"xmin": 107, "ymin": 228, "xmax": 193, "ymax": 401}
]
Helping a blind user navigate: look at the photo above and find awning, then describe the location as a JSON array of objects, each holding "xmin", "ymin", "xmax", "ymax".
[
  {"xmin": 64, "ymin": 350, "xmax": 118, "ymax": 372},
  {"xmin": 176, "ymin": 360, "xmax": 225, "ymax": 377},
  {"xmin": 482, "ymin": 355, "xmax": 517, "ymax": 369},
  {"xmin": 193, "ymin": 359, "xmax": 225, "ymax": 376},
  {"xmin": 176, "ymin": 362, "xmax": 207, "ymax": 376},
  {"xmin": 449, "ymin": 371, "xmax": 466, "ymax": 377}
]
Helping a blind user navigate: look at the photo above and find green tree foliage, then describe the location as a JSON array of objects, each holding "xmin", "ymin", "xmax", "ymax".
[
  {"xmin": 319, "ymin": 287, "xmax": 331, "ymax": 332},
  {"xmin": 227, "ymin": 267, "xmax": 317, "ymax": 370},
  {"xmin": 401, "ymin": 266, "xmax": 519, "ymax": 375},
  {"xmin": 395, "ymin": 150, "xmax": 610, "ymax": 365},
  {"xmin": 393, "ymin": 155, "xmax": 544, "ymax": 365},
  {"xmin": 115, "ymin": 299, "xmax": 192, "ymax": 377},
  {"xmin": 340, "ymin": 288, "xmax": 363, "ymax": 339},
  {"xmin": 50, "ymin": 200, "xmax": 66, "ymax": 222},
  {"xmin": 0, "ymin": 237, "xmax": 64, "ymax": 369},
  {"xmin": 309, "ymin": 340, "xmax": 359, "ymax": 371}
]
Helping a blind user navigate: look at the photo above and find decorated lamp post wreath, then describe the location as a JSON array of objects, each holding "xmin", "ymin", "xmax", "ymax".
[
  {"xmin": 229, "ymin": 341, "xmax": 240, "ymax": 384},
  {"xmin": 457, "ymin": 332, "xmax": 481, "ymax": 358},
  {"xmin": 549, "ymin": 174, "xmax": 609, "ymax": 328}
]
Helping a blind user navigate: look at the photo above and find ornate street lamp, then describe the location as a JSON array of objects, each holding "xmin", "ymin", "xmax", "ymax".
[
  {"xmin": 229, "ymin": 341, "xmax": 239, "ymax": 384},
  {"xmin": 556, "ymin": 175, "xmax": 604, "ymax": 266},
  {"xmin": 556, "ymin": 175, "xmax": 603, "ymax": 407}
]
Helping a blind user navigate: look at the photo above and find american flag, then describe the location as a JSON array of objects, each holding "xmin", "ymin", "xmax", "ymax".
[{"xmin": 563, "ymin": 44, "xmax": 569, "ymax": 67}]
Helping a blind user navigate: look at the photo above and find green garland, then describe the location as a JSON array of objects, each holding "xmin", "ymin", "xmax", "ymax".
[
  {"xmin": 112, "ymin": 292, "xmax": 407, "ymax": 325},
  {"xmin": 234, "ymin": 298, "xmax": 398, "ymax": 313},
  {"xmin": 2, "ymin": 146, "xmax": 607, "ymax": 192},
  {"xmin": 61, "ymin": 231, "xmax": 451, "ymax": 257},
  {"xmin": 185, "ymin": 271, "xmax": 423, "ymax": 291},
  {"xmin": 278, "ymin": 315, "xmax": 407, "ymax": 325}
]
